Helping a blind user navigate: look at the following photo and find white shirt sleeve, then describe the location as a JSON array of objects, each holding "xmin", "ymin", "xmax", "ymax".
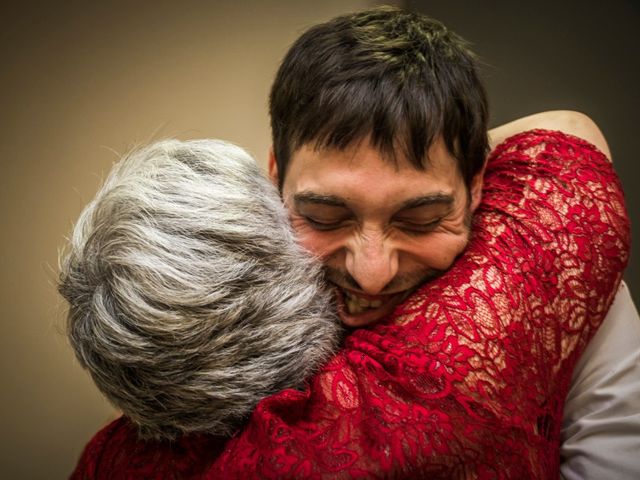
[{"xmin": 560, "ymin": 281, "xmax": 640, "ymax": 480}]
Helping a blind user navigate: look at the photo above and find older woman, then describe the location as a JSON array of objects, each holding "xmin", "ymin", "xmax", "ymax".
[{"xmin": 59, "ymin": 139, "xmax": 342, "ymax": 440}]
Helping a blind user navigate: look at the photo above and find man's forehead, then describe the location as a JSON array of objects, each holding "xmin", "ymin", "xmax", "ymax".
[
  {"xmin": 293, "ymin": 190, "xmax": 455, "ymax": 210},
  {"xmin": 289, "ymin": 135, "xmax": 458, "ymax": 176},
  {"xmin": 283, "ymin": 137, "xmax": 464, "ymax": 214}
]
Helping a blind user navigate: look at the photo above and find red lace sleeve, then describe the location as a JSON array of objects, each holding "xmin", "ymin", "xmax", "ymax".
[{"xmin": 209, "ymin": 130, "xmax": 630, "ymax": 479}]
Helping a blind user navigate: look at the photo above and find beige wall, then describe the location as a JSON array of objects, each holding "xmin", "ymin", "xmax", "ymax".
[{"xmin": 0, "ymin": 1, "xmax": 397, "ymax": 477}]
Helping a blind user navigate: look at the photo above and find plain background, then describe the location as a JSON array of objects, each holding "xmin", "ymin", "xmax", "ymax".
[{"xmin": 0, "ymin": 1, "xmax": 636, "ymax": 478}]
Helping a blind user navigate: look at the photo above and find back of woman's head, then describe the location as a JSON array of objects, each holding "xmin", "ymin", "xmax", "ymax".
[{"xmin": 59, "ymin": 139, "xmax": 341, "ymax": 440}]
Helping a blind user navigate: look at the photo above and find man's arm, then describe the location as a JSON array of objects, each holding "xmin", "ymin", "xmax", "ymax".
[{"xmin": 560, "ymin": 282, "xmax": 640, "ymax": 480}]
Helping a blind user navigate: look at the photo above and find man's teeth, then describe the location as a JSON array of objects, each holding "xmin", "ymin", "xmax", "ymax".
[{"xmin": 344, "ymin": 291, "xmax": 383, "ymax": 314}]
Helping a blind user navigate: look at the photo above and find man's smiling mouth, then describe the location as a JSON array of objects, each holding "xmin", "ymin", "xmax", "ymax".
[
  {"xmin": 331, "ymin": 285, "xmax": 411, "ymax": 326},
  {"xmin": 343, "ymin": 290, "xmax": 384, "ymax": 314}
]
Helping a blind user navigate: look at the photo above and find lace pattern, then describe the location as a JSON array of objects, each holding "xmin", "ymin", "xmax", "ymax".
[{"xmin": 70, "ymin": 130, "xmax": 630, "ymax": 479}]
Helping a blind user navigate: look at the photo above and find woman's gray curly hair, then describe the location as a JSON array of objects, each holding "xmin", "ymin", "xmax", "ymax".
[{"xmin": 58, "ymin": 139, "xmax": 342, "ymax": 440}]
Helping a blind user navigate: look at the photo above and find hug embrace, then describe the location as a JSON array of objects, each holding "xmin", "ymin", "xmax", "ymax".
[{"xmin": 59, "ymin": 7, "xmax": 636, "ymax": 479}]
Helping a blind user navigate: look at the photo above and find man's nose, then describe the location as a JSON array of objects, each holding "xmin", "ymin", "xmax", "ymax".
[{"xmin": 345, "ymin": 233, "xmax": 399, "ymax": 295}]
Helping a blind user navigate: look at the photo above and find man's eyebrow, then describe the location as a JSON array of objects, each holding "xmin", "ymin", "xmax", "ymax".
[
  {"xmin": 399, "ymin": 193, "xmax": 454, "ymax": 210},
  {"xmin": 293, "ymin": 192, "xmax": 347, "ymax": 208}
]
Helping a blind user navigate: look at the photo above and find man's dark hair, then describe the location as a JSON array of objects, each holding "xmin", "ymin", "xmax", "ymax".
[{"xmin": 270, "ymin": 6, "xmax": 489, "ymax": 189}]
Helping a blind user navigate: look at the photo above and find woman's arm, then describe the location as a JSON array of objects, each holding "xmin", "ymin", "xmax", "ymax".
[
  {"xmin": 491, "ymin": 112, "xmax": 640, "ymax": 480},
  {"xmin": 488, "ymin": 110, "xmax": 611, "ymax": 160}
]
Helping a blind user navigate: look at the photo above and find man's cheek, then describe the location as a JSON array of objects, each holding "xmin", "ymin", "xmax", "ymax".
[
  {"xmin": 437, "ymin": 237, "xmax": 470, "ymax": 268},
  {"xmin": 289, "ymin": 221, "xmax": 341, "ymax": 258},
  {"xmin": 301, "ymin": 234, "xmax": 344, "ymax": 260},
  {"xmin": 408, "ymin": 233, "xmax": 469, "ymax": 271}
]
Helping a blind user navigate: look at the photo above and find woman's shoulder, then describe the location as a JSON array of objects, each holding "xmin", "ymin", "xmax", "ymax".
[
  {"xmin": 69, "ymin": 416, "xmax": 132, "ymax": 479},
  {"xmin": 70, "ymin": 415, "xmax": 228, "ymax": 479}
]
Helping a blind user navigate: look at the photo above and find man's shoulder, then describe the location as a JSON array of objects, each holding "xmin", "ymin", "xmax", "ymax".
[{"xmin": 488, "ymin": 111, "xmax": 611, "ymax": 160}]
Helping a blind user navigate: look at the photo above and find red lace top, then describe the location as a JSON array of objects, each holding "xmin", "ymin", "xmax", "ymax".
[{"xmin": 70, "ymin": 130, "xmax": 630, "ymax": 479}]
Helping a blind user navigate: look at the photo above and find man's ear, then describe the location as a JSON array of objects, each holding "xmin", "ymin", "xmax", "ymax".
[
  {"xmin": 268, "ymin": 146, "xmax": 279, "ymax": 186},
  {"xmin": 469, "ymin": 163, "xmax": 486, "ymax": 213}
]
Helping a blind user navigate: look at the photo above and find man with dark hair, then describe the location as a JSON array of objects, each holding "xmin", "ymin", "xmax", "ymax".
[
  {"xmin": 265, "ymin": 7, "xmax": 639, "ymax": 478},
  {"xmin": 68, "ymin": 6, "xmax": 638, "ymax": 479},
  {"xmin": 269, "ymin": 7, "xmax": 489, "ymax": 329}
]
